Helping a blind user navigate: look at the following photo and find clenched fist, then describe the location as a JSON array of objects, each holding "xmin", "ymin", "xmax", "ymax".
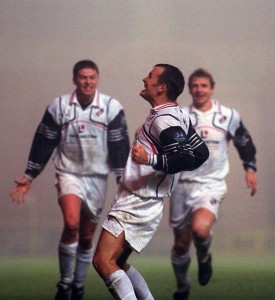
[{"xmin": 132, "ymin": 144, "xmax": 148, "ymax": 165}]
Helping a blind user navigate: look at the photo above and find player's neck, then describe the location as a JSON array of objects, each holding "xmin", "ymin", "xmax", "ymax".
[
  {"xmin": 76, "ymin": 92, "xmax": 95, "ymax": 107},
  {"xmin": 193, "ymin": 99, "xmax": 212, "ymax": 112},
  {"xmin": 150, "ymin": 96, "xmax": 172, "ymax": 108}
]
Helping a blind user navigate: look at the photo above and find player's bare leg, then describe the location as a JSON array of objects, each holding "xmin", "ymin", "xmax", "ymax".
[
  {"xmin": 93, "ymin": 229, "xmax": 137, "ymax": 299},
  {"xmin": 114, "ymin": 247, "xmax": 154, "ymax": 300}
]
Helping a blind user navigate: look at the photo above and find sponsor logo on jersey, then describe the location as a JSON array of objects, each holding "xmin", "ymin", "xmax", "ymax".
[
  {"xmin": 200, "ymin": 130, "xmax": 208, "ymax": 139},
  {"xmin": 79, "ymin": 124, "xmax": 85, "ymax": 132},
  {"xmin": 174, "ymin": 131, "xmax": 186, "ymax": 142}
]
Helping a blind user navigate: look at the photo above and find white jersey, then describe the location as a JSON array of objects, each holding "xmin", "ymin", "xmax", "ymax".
[
  {"xmin": 104, "ymin": 102, "xmax": 209, "ymax": 252},
  {"xmin": 179, "ymin": 99, "xmax": 247, "ymax": 183},
  {"xmin": 25, "ymin": 90, "xmax": 130, "ymax": 179},
  {"xmin": 49, "ymin": 91, "xmax": 121, "ymax": 175},
  {"xmin": 120, "ymin": 102, "xmax": 208, "ymax": 198}
]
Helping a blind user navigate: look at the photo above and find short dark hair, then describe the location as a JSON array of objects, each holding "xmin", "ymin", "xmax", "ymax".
[
  {"xmin": 73, "ymin": 60, "xmax": 99, "ymax": 79},
  {"xmin": 155, "ymin": 64, "xmax": 185, "ymax": 101},
  {"xmin": 188, "ymin": 68, "xmax": 215, "ymax": 89}
]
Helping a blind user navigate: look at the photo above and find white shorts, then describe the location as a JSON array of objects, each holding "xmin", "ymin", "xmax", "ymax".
[
  {"xmin": 102, "ymin": 187, "xmax": 164, "ymax": 253},
  {"xmin": 55, "ymin": 172, "xmax": 108, "ymax": 223},
  {"xmin": 170, "ymin": 180, "xmax": 227, "ymax": 229}
]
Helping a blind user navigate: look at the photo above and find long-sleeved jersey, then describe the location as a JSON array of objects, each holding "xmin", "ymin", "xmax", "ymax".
[
  {"xmin": 179, "ymin": 99, "xmax": 257, "ymax": 183},
  {"xmin": 120, "ymin": 102, "xmax": 209, "ymax": 198},
  {"xmin": 25, "ymin": 90, "xmax": 130, "ymax": 179}
]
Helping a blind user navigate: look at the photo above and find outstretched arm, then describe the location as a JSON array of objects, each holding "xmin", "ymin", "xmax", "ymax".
[
  {"xmin": 10, "ymin": 176, "xmax": 32, "ymax": 204},
  {"xmin": 25, "ymin": 109, "xmax": 61, "ymax": 179},
  {"xmin": 233, "ymin": 121, "xmax": 257, "ymax": 172},
  {"xmin": 232, "ymin": 120, "xmax": 257, "ymax": 196},
  {"xmin": 10, "ymin": 108, "xmax": 61, "ymax": 204},
  {"xmin": 246, "ymin": 171, "xmax": 257, "ymax": 196}
]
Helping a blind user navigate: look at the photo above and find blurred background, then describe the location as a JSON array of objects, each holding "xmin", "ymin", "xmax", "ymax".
[{"xmin": 1, "ymin": 0, "xmax": 274, "ymax": 260}]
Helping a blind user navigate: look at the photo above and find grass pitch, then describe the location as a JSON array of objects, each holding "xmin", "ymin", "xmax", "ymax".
[{"xmin": 0, "ymin": 255, "xmax": 274, "ymax": 300}]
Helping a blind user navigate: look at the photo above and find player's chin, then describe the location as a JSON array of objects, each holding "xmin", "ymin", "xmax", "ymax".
[
  {"xmin": 140, "ymin": 90, "xmax": 148, "ymax": 99},
  {"xmin": 82, "ymin": 90, "xmax": 95, "ymax": 97}
]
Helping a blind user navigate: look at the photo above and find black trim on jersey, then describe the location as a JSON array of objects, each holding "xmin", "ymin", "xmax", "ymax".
[
  {"xmin": 153, "ymin": 124, "xmax": 209, "ymax": 174},
  {"xmin": 147, "ymin": 113, "xmax": 183, "ymax": 154},
  {"xmin": 232, "ymin": 121, "xmax": 257, "ymax": 171},
  {"xmin": 108, "ymin": 110, "xmax": 130, "ymax": 177},
  {"xmin": 155, "ymin": 173, "xmax": 169, "ymax": 198},
  {"xmin": 25, "ymin": 110, "xmax": 61, "ymax": 178}
]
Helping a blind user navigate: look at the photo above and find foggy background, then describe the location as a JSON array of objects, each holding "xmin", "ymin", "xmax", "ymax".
[{"xmin": 1, "ymin": 0, "xmax": 274, "ymax": 260}]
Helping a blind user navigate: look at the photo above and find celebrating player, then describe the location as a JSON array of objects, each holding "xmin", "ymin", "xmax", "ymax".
[
  {"xmin": 92, "ymin": 64, "xmax": 209, "ymax": 299},
  {"xmin": 10, "ymin": 60, "xmax": 130, "ymax": 300},
  {"xmin": 170, "ymin": 68, "xmax": 257, "ymax": 300}
]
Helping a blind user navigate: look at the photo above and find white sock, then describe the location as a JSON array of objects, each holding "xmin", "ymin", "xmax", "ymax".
[
  {"xmin": 171, "ymin": 250, "xmax": 191, "ymax": 292},
  {"xmin": 58, "ymin": 242, "xmax": 78, "ymax": 284},
  {"xmin": 73, "ymin": 246, "xmax": 93, "ymax": 288},
  {"xmin": 106, "ymin": 269, "xmax": 137, "ymax": 300},
  {"xmin": 126, "ymin": 265, "xmax": 154, "ymax": 300}
]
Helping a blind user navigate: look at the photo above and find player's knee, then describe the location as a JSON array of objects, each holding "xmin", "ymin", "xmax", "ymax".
[
  {"xmin": 191, "ymin": 223, "xmax": 210, "ymax": 241},
  {"xmin": 79, "ymin": 236, "xmax": 93, "ymax": 249},
  {"xmin": 92, "ymin": 251, "xmax": 104, "ymax": 276},
  {"xmin": 64, "ymin": 221, "xmax": 79, "ymax": 237},
  {"xmin": 173, "ymin": 238, "xmax": 190, "ymax": 255}
]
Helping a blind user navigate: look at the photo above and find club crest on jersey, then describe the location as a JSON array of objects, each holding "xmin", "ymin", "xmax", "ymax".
[
  {"xmin": 96, "ymin": 108, "xmax": 104, "ymax": 116},
  {"xmin": 174, "ymin": 131, "xmax": 186, "ymax": 142},
  {"xmin": 210, "ymin": 198, "xmax": 217, "ymax": 205},
  {"xmin": 79, "ymin": 124, "xmax": 85, "ymax": 132},
  {"xmin": 219, "ymin": 116, "xmax": 227, "ymax": 123}
]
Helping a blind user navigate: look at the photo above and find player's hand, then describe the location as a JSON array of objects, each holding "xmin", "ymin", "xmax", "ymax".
[
  {"xmin": 132, "ymin": 144, "xmax": 148, "ymax": 165},
  {"xmin": 10, "ymin": 177, "xmax": 32, "ymax": 204},
  {"xmin": 246, "ymin": 171, "xmax": 257, "ymax": 196}
]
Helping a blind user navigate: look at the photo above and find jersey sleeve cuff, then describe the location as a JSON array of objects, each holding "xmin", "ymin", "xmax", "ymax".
[
  {"xmin": 24, "ymin": 174, "xmax": 34, "ymax": 183},
  {"xmin": 147, "ymin": 154, "xmax": 157, "ymax": 166}
]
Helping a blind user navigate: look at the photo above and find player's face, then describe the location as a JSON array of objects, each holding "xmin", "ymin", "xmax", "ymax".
[
  {"xmin": 140, "ymin": 66, "xmax": 164, "ymax": 102},
  {"xmin": 73, "ymin": 68, "xmax": 99, "ymax": 102},
  {"xmin": 189, "ymin": 77, "xmax": 214, "ymax": 110}
]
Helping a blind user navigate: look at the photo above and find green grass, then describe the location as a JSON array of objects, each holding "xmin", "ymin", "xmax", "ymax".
[{"xmin": 0, "ymin": 255, "xmax": 274, "ymax": 300}]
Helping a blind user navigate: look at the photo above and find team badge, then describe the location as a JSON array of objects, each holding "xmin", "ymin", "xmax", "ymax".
[
  {"xmin": 96, "ymin": 108, "xmax": 104, "ymax": 116},
  {"xmin": 219, "ymin": 116, "xmax": 227, "ymax": 123},
  {"xmin": 210, "ymin": 198, "xmax": 217, "ymax": 205},
  {"xmin": 174, "ymin": 131, "xmax": 186, "ymax": 142}
]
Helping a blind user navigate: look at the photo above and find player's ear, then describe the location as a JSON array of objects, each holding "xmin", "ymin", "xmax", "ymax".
[{"xmin": 159, "ymin": 82, "xmax": 167, "ymax": 93}]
